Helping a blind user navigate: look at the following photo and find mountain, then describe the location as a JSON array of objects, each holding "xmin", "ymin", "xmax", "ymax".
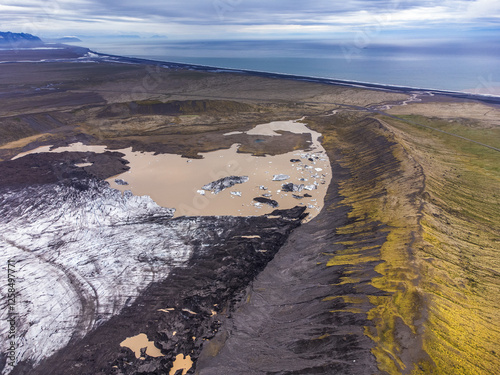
[
  {"xmin": 53, "ymin": 36, "xmax": 82, "ymax": 42},
  {"xmin": 0, "ymin": 31, "xmax": 44, "ymax": 47}
]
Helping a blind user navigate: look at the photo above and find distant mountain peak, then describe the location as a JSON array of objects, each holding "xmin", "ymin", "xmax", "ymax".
[
  {"xmin": 0, "ymin": 31, "xmax": 43, "ymax": 47},
  {"xmin": 54, "ymin": 36, "xmax": 82, "ymax": 42}
]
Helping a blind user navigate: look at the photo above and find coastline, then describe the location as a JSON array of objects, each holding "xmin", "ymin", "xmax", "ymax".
[
  {"xmin": 2, "ymin": 43, "xmax": 500, "ymax": 103},
  {"xmin": 88, "ymin": 49, "xmax": 500, "ymax": 104}
]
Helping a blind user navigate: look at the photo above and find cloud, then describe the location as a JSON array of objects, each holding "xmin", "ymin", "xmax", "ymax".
[
  {"xmin": 467, "ymin": 0, "xmax": 500, "ymax": 18},
  {"xmin": 0, "ymin": 0, "xmax": 498, "ymax": 38}
]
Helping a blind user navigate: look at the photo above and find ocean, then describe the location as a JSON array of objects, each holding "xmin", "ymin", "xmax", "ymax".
[{"xmin": 73, "ymin": 38, "xmax": 500, "ymax": 95}]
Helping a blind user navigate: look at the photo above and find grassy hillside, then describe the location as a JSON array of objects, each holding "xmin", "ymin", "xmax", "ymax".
[
  {"xmin": 380, "ymin": 112, "xmax": 500, "ymax": 374},
  {"xmin": 307, "ymin": 103, "xmax": 500, "ymax": 374}
]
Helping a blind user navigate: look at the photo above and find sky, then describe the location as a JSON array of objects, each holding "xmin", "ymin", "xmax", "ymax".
[{"xmin": 1, "ymin": 0, "xmax": 499, "ymax": 41}]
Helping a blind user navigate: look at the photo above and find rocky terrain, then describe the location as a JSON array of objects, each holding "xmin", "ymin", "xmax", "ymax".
[
  {"xmin": 0, "ymin": 47, "xmax": 499, "ymax": 374},
  {"xmin": 0, "ymin": 151, "xmax": 307, "ymax": 374}
]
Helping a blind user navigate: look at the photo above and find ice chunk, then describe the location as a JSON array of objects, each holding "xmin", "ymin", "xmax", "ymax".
[{"xmin": 272, "ymin": 174, "xmax": 290, "ymax": 181}]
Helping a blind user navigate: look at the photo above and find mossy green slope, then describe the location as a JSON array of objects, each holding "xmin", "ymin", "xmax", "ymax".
[
  {"xmin": 307, "ymin": 108, "xmax": 500, "ymax": 374},
  {"xmin": 381, "ymin": 114, "xmax": 500, "ymax": 375},
  {"xmin": 308, "ymin": 113, "xmax": 433, "ymax": 374}
]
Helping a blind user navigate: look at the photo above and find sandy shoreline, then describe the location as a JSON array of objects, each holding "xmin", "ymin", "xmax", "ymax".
[
  {"xmin": 2, "ymin": 44, "xmax": 499, "ymax": 104},
  {"xmin": 89, "ymin": 50, "xmax": 500, "ymax": 103}
]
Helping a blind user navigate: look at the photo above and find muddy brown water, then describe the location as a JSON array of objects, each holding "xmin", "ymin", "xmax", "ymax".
[
  {"xmin": 119, "ymin": 333, "xmax": 164, "ymax": 359},
  {"xmin": 169, "ymin": 353, "xmax": 192, "ymax": 375},
  {"xmin": 13, "ymin": 119, "xmax": 331, "ymax": 221},
  {"xmin": 119, "ymin": 332, "xmax": 192, "ymax": 373}
]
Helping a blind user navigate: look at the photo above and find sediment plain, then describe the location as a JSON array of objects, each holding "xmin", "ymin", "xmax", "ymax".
[{"xmin": 0, "ymin": 47, "xmax": 499, "ymax": 375}]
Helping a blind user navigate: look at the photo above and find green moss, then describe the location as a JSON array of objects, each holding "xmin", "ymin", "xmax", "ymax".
[
  {"xmin": 307, "ymin": 110, "xmax": 500, "ymax": 373},
  {"xmin": 380, "ymin": 114, "xmax": 500, "ymax": 374},
  {"xmin": 306, "ymin": 115, "xmax": 431, "ymax": 374}
]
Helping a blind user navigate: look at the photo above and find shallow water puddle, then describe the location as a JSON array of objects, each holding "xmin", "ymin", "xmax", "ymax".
[
  {"xmin": 12, "ymin": 143, "xmax": 108, "ymax": 158},
  {"xmin": 13, "ymin": 119, "xmax": 332, "ymax": 221},
  {"xmin": 119, "ymin": 333, "xmax": 164, "ymax": 359},
  {"xmin": 74, "ymin": 162, "xmax": 93, "ymax": 167},
  {"xmin": 169, "ymin": 353, "xmax": 193, "ymax": 375}
]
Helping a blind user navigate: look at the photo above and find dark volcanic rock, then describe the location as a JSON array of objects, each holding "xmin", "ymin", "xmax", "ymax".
[
  {"xmin": 253, "ymin": 197, "xmax": 279, "ymax": 208},
  {"xmin": 195, "ymin": 119, "xmax": 398, "ymax": 375},
  {"xmin": 0, "ymin": 151, "xmax": 129, "ymax": 187},
  {"xmin": 17, "ymin": 206, "xmax": 307, "ymax": 375},
  {"xmin": 1, "ymin": 146, "xmax": 308, "ymax": 375},
  {"xmin": 115, "ymin": 178, "xmax": 129, "ymax": 185},
  {"xmin": 282, "ymin": 182, "xmax": 304, "ymax": 192},
  {"xmin": 202, "ymin": 175, "xmax": 249, "ymax": 194}
]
